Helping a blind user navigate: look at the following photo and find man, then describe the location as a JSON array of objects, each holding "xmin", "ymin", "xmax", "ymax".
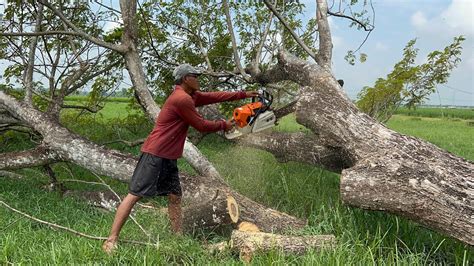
[{"xmin": 102, "ymin": 64, "xmax": 258, "ymax": 253}]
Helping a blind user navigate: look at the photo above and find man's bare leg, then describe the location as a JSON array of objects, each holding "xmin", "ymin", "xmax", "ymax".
[
  {"xmin": 102, "ymin": 193, "xmax": 142, "ymax": 253},
  {"xmin": 168, "ymin": 194, "xmax": 182, "ymax": 234}
]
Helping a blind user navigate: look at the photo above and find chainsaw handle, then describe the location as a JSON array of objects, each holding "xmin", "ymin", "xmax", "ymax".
[{"xmin": 251, "ymin": 90, "xmax": 273, "ymax": 108}]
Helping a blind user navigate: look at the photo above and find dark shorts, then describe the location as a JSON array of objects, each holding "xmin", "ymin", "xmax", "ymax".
[{"xmin": 129, "ymin": 153, "xmax": 182, "ymax": 197}]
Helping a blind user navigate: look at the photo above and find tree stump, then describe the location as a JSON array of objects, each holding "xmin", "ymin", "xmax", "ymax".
[{"xmin": 182, "ymin": 191, "xmax": 239, "ymax": 233}]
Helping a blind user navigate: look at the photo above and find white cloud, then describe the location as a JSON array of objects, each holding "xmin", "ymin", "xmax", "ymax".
[
  {"xmin": 411, "ymin": 11, "xmax": 428, "ymax": 28},
  {"xmin": 440, "ymin": 0, "xmax": 474, "ymax": 34},
  {"xmin": 411, "ymin": 0, "xmax": 473, "ymax": 36}
]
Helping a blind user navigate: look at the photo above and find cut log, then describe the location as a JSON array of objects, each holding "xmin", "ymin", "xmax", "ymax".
[
  {"xmin": 230, "ymin": 230, "xmax": 336, "ymax": 262},
  {"xmin": 180, "ymin": 173, "xmax": 307, "ymax": 233},
  {"xmin": 182, "ymin": 191, "xmax": 239, "ymax": 233},
  {"xmin": 237, "ymin": 221, "xmax": 260, "ymax": 232}
]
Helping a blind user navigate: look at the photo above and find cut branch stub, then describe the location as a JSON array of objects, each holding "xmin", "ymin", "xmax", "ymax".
[{"xmin": 182, "ymin": 192, "xmax": 239, "ymax": 233}]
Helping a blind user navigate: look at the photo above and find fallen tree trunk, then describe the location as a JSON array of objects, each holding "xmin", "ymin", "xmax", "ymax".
[
  {"xmin": 182, "ymin": 191, "xmax": 239, "ymax": 233},
  {"xmin": 256, "ymin": 50, "xmax": 474, "ymax": 245}
]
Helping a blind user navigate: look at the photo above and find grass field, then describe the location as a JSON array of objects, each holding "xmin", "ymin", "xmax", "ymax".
[
  {"xmin": 1, "ymin": 101, "xmax": 473, "ymax": 264},
  {"xmin": 394, "ymin": 107, "xmax": 474, "ymax": 120}
]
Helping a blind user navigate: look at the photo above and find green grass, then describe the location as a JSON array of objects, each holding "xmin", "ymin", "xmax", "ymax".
[
  {"xmin": 387, "ymin": 115, "xmax": 474, "ymax": 161},
  {"xmin": 1, "ymin": 103, "xmax": 473, "ymax": 264},
  {"xmin": 65, "ymin": 95, "xmax": 131, "ymax": 103},
  {"xmin": 62, "ymin": 101, "xmax": 139, "ymax": 121},
  {"xmin": 395, "ymin": 107, "xmax": 474, "ymax": 120}
]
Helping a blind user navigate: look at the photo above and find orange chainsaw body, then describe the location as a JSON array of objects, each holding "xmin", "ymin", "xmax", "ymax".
[{"xmin": 232, "ymin": 101, "xmax": 263, "ymax": 128}]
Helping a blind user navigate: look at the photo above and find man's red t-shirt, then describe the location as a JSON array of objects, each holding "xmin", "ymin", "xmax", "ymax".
[{"xmin": 141, "ymin": 85, "xmax": 246, "ymax": 159}]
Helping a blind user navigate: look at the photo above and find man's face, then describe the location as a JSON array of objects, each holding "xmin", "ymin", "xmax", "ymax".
[{"xmin": 184, "ymin": 74, "xmax": 200, "ymax": 92}]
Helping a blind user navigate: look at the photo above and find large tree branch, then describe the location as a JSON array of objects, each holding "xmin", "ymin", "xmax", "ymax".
[
  {"xmin": 222, "ymin": 0, "xmax": 249, "ymax": 80},
  {"xmin": 0, "ymin": 31, "xmax": 87, "ymax": 37},
  {"xmin": 0, "ymin": 90, "xmax": 137, "ymax": 181},
  {"xmin": 263, "ymin": 0, "xmax": 317, "ymax": 62},
  {"xmin": 252, "ymin": 50, "xmax": 327, "ymax": 86},
  {"xmin": 342, "ymin": 142, "xmax": 474, "ymax": 245},
  {"xmin": 327, "ymin": 11, "xmax": 374, "ymax": 32},
  {"xmin": 316, "ymin": 0, "xmax": 333, "ymax": 69},
  {"xmin": 23, "ymin": 4, "xmax": 44, "ymax": 106},
  {"xmin": 238, "ymin": 132, "xmax": 349, "ymax": 172},
  {"xmin": 273, "ymin": 100, "xmax": 297, "ymax": 119},
  {"xmin": 0, "ymin": 110, "xmax": 21, "ymax": 125},
  {"xmin": 37, "ymin": 0, "xmax": 127, "ymax": 53},
  {"xmin": 252, "ymin": 6, "xmax": 274, "ymax": 72},
  {"xmin": 0, "ymin": 145, "xmax": 61, "ymax": 170}
]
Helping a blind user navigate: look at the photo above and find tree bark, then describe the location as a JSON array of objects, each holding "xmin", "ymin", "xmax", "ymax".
[
  {"xmin": 182, "ymin": 192, "xmax": 239, "ymax": 233},
  {"xmin": 237, "ymin": 132, "xmax": 349, "ymax": 172},
  {"xmin": 180, "ymin": 173, "xmax": 307, "ymax": 233},
  {"xmin": 263, "ymin": 50, "xmax": 474, "ymax": 246},
  {"xmin": 230, "ymin": 230, "xmax": 335, "ymax": 261},
  {"xmin": 0, "ymin": 109, "xmax": 21, "ymax": 125},
  {"xmin": 0, "ymin": 145, "xmax": 61, "ymax": 170}
]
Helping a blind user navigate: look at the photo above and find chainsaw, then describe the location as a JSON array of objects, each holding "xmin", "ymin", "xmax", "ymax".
[{"xmin": 225, "ymin": 89, "xmax": 277, "ymax": 139}]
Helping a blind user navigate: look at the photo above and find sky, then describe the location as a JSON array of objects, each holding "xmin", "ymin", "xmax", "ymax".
[{"xmin": 301, "ymin": 0, "xmax": 473, "ymax": 106}]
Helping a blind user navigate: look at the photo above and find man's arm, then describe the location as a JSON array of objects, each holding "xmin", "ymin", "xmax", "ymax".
[
  {"xmin": 193, "ymin": 91, "xmax": 258, "ymax": 107},
  {"xmin": 176, "ymin": 97, "xmax": 228, "ymax": 132}
]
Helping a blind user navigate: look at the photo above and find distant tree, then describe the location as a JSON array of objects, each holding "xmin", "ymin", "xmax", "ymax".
[{"xmin": 356, "ymin": 36, "xmax": 465, "ymax": 122}]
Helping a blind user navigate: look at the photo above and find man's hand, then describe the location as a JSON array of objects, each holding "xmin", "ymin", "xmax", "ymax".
[
  {"xmin": 245, "ymin": 91, "xmax": 259, "ymax": 98},
  {"xmin": 224, "ymin": 120, "xmax": 234, "ymax": 131}
]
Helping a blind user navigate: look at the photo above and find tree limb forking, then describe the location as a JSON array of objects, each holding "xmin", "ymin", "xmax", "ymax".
[
  {"xmin": 37, "ymin": 0, "xmax": 127, "ymax": 53},
  {"xmin": 263, "ymin": 0, "xmax": 317, "ymax": 62}
]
